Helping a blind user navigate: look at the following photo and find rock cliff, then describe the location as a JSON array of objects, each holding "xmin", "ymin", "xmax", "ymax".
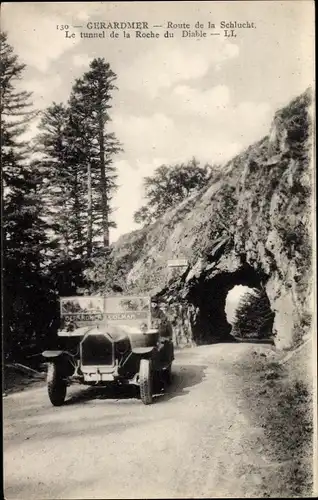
[{"xmin": 103, "ymin": 88, "xmax": 313, "ymax": 349}]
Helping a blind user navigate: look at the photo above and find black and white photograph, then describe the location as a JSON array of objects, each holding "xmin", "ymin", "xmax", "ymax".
[{"xmin": 1, "ymin": 1, "xmax": 316, "ymax": 498}]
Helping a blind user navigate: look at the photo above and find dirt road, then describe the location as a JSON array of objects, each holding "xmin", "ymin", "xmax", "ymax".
[{"xmin": 4, "ymin": 343, "xmax": 281, "ymax": 499}]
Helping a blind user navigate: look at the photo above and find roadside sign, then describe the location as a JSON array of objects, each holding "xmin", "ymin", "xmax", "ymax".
[{"xmin": 167, "ymin": 259, "xmax": 189, "ymax": 268}]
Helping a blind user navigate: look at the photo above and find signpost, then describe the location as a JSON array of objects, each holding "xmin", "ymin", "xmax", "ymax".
[{"xmin": 167, "ymin": 259, "xmax": 189, "ymax": 268}]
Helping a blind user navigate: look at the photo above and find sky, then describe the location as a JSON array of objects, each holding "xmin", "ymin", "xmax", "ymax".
[{"xmin": 2, "ymin": 1, "xmax": 314, "ymax": 243}]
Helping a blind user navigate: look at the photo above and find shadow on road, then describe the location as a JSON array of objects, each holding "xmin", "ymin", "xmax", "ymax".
[
  {"xmin": 65, "ymin": 384, "xmax": 138, "ymax": 405},
  {"xmin": 155, "ymin": 364, "xmax": 207, "ymax": 402},
  {"xmin": 64, "ymin": 363, "xmax": 207, "ymax": 405}
]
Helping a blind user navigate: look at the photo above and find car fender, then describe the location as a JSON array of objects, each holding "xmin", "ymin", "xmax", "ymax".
[
  {"xmin": 131, "ymin": 346, "xmax": 155, "ymax": 355},
  {"xmin": 42, "ymin": 350, "xmax": 66, "ymax": 359},
  {"xmin": 42, "ymin": 350, "xmax": 75, "ymax": 377}
]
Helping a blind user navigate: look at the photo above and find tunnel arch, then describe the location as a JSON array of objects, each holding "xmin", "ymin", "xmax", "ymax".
[{"xmin": 187, "ymin": 262, "xmax": 273, "ymax": 344}]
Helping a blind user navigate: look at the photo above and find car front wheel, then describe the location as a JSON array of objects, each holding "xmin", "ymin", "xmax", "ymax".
[
  {"xmin": 47, "ymin": 363, "xmax": 67, "ymax": 406},
  {"xmin": 139, "ymin": 359, "xmax": 153, "ymax": 405}
]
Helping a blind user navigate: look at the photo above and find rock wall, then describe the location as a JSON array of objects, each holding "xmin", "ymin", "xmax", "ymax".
[{"xmin": 105, "ymin": 88, "xmax": 313, "ymax": 349}]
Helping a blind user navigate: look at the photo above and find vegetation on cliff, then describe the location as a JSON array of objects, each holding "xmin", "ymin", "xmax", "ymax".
[
  {"xmin": 133, "ymin": 158, "xmax": 216, "ymax": 225},
  {"xmin": 90, "ymin": 88, "xmax": 313, "ymax": 349}
]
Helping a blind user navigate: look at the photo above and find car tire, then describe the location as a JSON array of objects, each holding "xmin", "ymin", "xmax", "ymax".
[
  {"xmin": 139, "ymin": 359, "xmax": 153, "ymax": 405},
  {"xmin": 47, "ymin": 363, "xmax": 67, "ymax": 406}
]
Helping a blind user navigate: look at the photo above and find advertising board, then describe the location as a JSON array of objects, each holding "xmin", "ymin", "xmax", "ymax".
[{"xmin": 59, "ymin": 295, "xmax": 151, "ymax": 333}]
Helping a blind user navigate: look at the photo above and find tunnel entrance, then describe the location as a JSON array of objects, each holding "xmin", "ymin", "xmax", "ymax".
[{"xmin": 187, "ymin": 263, "xmax": 274, "ymax": 345}]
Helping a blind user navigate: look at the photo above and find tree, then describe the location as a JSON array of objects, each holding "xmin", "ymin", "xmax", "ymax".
[
  {"xmin": 1, "ymin": 32, "xmax": 55, "ymax": 361},
  {"xmin": 69, "ymin": 58, "xmax": 122, "ymax": 252},
  {"xmin": 1, "ymin": 31, "xmax": 36, "ymax": 187},
  {"xmin": 37, "ymin": 102, "xmax": 87, "ymax": 259},
  {"xmin": 67, "ymin": 91, "xmax": 95, "ymax": 258},
  {"xmin": 232, "ymin": 288, "xmax": 274, "ymax": 339},
  {"xmin": 134, "ymin": 158, "xmax": 215, "ymax": 225},
  {"xmin": 37, "ymin": 58, "xmax": 122, "ymax": 262}
]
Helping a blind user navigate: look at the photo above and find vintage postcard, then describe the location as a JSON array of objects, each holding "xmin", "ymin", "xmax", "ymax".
[{"xmin": 2, "ymin": 1, "xmax": 316, "ymax": 499}]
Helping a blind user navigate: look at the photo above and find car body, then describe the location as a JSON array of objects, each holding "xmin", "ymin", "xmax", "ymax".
[{"xmin": 42, "ymin": 295, "xmax": 174, "ymax": 406}]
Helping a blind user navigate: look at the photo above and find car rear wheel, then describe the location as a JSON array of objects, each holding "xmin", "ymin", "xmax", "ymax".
[
  {"xmin": 47, "ymin": 363, "xmax": 67, "ymax": 406},
  {"xmin": 139, "ymin": 359, "xmax": 153, "ymax": 405}
]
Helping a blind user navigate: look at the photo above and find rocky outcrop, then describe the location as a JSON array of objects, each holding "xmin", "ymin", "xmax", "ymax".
[{"xmin": 105, "ymin": 88, "xmax": 313, "ymax": 349}]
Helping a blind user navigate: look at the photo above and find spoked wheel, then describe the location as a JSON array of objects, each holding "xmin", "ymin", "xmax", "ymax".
[
  {"xmin": 47, "ymin": 363, "xmax": 67, "ymax": 406},
  {"xmin": 139, "ymin": 359, "xmax": 153, "ymax": 405}
]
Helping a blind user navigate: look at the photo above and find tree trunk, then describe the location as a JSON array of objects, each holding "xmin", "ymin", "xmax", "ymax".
[
  {"xmin": 98, "ymin": 112, "xmax": 109, "ymax": 250},
  {"xmin": 87, "ymin": 161, "xmax": 93, "ymax": 257},
  {"xmin": 74, "ymin": 170, "xmax": 83, "ymax": 257}
]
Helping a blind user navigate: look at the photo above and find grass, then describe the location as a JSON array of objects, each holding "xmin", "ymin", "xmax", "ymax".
[{"xmin": 232, "ymin": 347, "xmax": 314, "ymax": 497}]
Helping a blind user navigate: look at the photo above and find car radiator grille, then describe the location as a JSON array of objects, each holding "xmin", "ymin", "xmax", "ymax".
[{"xmin": 81, "ymin": 334, "xmax": 114, "ymax": 366}]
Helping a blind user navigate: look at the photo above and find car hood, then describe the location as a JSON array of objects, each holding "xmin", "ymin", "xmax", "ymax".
[{"xmin": 85, "ymin": 323, "xmax": 158, "ymax": 342}]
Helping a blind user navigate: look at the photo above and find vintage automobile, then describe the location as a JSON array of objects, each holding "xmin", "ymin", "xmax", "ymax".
[{"xmin": 42, "ymin": 295, "xmax": 174, "ymax": 406}]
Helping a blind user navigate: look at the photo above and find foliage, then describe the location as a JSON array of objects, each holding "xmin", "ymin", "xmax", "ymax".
[
  {"xmin": 134, "ymin": 158, "xmax": 216, "ymax": 225},
  {"xmin": 1, "ymin": 32, "xmax": 55, "ymax": 361},
  {"xmin": 36, "ymin": 58, "xmax": 122, "ymax": 260},
  {"xmin": 232, "ymin": 288, "xmax": 275, "ymax": 339},
  {"xmin": 2, "ymin": 37, "xmax": 122, "ymax": 362},
  {"xmin": 271, "ymin": 87, "xmax": 312, "ymax": 156},
  {"xmin": 84, "ymin": 250, "xmax": 127, "ymax": 294},
  {"xmin": 1, "ymin": 32, "xmax": 37, "ymax": 187},
  {"xmin": 36, "ymin": 102, "xmax": 87, "ymax": 259},
  {"xmin": 69, "ymin": 58, "xmax": 122, "ymax": 250}
]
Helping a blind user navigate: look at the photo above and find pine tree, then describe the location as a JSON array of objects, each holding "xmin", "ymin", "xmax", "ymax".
[
  {"xmin": 232, "ymin": 288, "xmax": 274, "ymax": 339},
  {"xmin": 69, "ymin": 58, "xmax": 122, "ymax": 252},
  {"xmin": 37, "ymin": 102, "xmax": 87, "ymax": 259},
  {"xmin": 68, "ymin": 89, "xmax": 95, "ymax": 258},
  {"xmin": 1, "ymin": 32, "xmax": 36, "ymax": 186},
  {"xmin": 1, "ymin": 32, "xmax": 55, "ymax": 361},
  {"xmin": 36, "ymin": 58, "xmax": 121, "ymax": 265}
]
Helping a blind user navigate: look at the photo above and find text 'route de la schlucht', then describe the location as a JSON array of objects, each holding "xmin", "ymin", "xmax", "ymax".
[{"xmin": 58, "ymin": 20, "xmax": 257, "ymax": 40}]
